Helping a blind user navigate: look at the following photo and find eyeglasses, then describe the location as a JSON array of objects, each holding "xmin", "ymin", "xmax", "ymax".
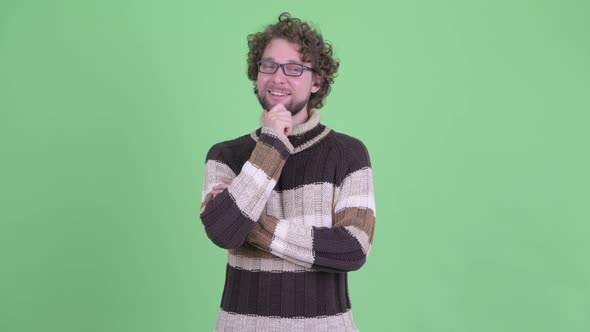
[{"xmin": 256, "ymin": 60, "xmax": 314, "ymax": 77}]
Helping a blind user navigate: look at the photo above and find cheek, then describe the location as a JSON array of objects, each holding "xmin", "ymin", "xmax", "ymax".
[
  {"xmin": 256, "ymin": 75, "xmax": 267, "ymax": 91},
  {"xmin": 295, "ymin": 81, "xmax": 313, "ymax": 96}
]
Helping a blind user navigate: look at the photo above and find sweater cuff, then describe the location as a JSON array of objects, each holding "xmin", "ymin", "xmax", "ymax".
[{"xmin": 260, "ymin": 127, "xmax": 294, "ymax": 156}]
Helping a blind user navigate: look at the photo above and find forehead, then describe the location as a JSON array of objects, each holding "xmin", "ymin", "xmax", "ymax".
[{"xmin": 261, "ymin": 38, "xmax": 305, "ymax": 63}]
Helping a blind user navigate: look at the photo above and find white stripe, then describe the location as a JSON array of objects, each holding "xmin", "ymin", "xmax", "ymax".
[
  {"xmin": 215, "ymin": 309, "xmax": 359, "ymax": 332},
  {"xmin": 269, "ymin": 219, "xmax": 314, "ymax": 268},
  {"xmin": 241, "ymin": 161, "xmax": 274, "ymax": 189},
  {"xmin": 344, "ymin": 226, "xmax": 371, "ymax": 255},
  {"xmin": 334, "ymin": 193, "xmax": 376, "ymax": 213},
  {"xmin": 334, "ymin": 167, "xmax": 376, "ymax": 215},
  {"xmin": 201, "ymin": 160, "xmax": 236, "ymax": 202},
  {"xmin": 228, "ymin": 161, "xmax": 277, "ymax": 220},
  {"xmin": 270, "ymin": 219, "xmax": 289, "ymax": 255},
  {"xmin": 266, "ymin": 183, "xmax": 335, "ymax": 227},
  {"xmin": 336, "ymin": 167, "xmax": 373, "ymax": 191},
  {"xmin": 228, "ymin": 252, "xmax": 314, "ymax": 272}
]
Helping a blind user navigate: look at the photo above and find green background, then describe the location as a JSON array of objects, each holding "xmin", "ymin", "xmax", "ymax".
[{"xmin": 1, "ymin": 0, "xmax": 589, "ymax": 331}]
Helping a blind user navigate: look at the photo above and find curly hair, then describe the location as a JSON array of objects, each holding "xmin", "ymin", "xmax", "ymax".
[{"xmin": 247, "ymin": 12, "xmax": 340, "ymax": 110}]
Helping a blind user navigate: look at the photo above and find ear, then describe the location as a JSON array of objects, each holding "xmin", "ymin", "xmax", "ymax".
[{"xmin": 311, "ymin": 75, "xmax": 322, "ymax": 93}]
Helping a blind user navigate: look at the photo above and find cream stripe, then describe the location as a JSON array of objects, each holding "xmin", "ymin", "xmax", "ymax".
[
  {"xmin": 290, "ymin": 108, "xmax": 321, "ymax": 135},
  {"xmin": 266, "ymin": 183, "xmax": 335, "ymax": 227},
  {"xmin": 201, "ymin": 160, "xmax": 236, "ymax": 202},
  {"xmin": 258, "ymin": 108, "xmax": 321, "ymax": 136},
  {"xmin": 215, "ymin": 308, "xmax": 359, "ymax": 332},
  {"xmin": 336, "ymin": 167, "xmax": 374, "ymax": 195},
  {"xmin": 252, "ymin": 110, "xmax": 329, "ymax": 154},
  {"xmin": 228, "ymin": 161, "xmax": 276, "ymax": 220},
  {"xmin": 270, "ymin": 219, "xmax": 314, "ymax": 268},
  {"xmin": 228, "ymin": 252, "xmax": 314, "ymax": 272},
  {"xmin": 334, "ymin": 194, "xmax": 376, "ymax": 213},
  {"xmin": 240, "ymin": 161, "xmax": 273, "ymax": 190},
  {"xmin": 266, "ymin": 211, "xmax": 333, "ymax": 228},
  {"xmin": 344, "ymin": 225, "xmax": 371, "ymax": 255},
  {"xmin": 335, "ymin": 167, "xmax": 376, "ymax": 214}
]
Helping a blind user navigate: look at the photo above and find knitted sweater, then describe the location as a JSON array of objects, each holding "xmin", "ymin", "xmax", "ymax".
[{"xmin": 200, "ymin": 110, "xmax": 375, "ymax": 332}]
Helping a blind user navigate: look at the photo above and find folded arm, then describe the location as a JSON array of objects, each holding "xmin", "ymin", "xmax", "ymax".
[
  {"xmin": 247, "ymin": 166, "xmax": 376, "ymax": 273},
  {"xmin": 200, "ymin": 128, "xmax": 293, "ymax": 249}
]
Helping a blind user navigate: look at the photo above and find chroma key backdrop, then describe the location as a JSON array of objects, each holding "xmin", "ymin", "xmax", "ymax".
[{"xmin": 1, "ymin": 0, "xmax": 589, "ymax": 331}]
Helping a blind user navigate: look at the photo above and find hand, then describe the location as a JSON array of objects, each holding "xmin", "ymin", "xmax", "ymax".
[
  {"xmin": 212, "ymin": 177, "xmax": 232, "ymax": 198},
  {"xmin": 261, "ymin": 104, "xmax": 293, "ymax": 136}
]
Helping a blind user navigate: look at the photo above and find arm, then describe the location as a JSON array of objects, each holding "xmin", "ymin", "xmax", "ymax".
[
  {"xmin": 199, "ymin": 127, "xmax": 294, "ymax": 249},
  {"xmin": 246, "ymin": 145, "xmax": 376, "ymax": 273}
]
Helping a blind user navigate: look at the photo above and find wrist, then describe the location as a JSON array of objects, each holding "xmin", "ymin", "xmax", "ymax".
[{"xmin": 260, "ymin": 127, "xmax": 294, "ymax": 155}]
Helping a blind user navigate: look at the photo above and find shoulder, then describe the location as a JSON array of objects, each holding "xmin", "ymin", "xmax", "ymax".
[
  {"xmin": 324, "ymin": 130, "xmax": 371, "ymax": 168},
  {"xmin": 205, "ymin": 133, "xmax": 256, "ymax": 165},
  {"xmin": 320, "ymin": 130, "xmax": 372, "ymax": 186}
]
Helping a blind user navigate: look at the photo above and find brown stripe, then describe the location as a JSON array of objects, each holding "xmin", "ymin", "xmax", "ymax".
[
  {"xmin": 258, "ymin": 131, "xmax": 291, "ymax": 159},
  {"xmin": 249, "ymin": 141, "xmax": 287, "ymax": 181},
  {"xmin": 229, "ymin": 241, "xmax": 277, "ymax": 260},
  {"xmin": 247, "ymin": 213, "xmax": 279, "ymax": 251},
  {"xmin": 334, "ymin": 207, "xmax": 375, "ymax": 243},
  {"xmin": 213, "ymin": 132, "xmax": 371, "ymax": 192}
]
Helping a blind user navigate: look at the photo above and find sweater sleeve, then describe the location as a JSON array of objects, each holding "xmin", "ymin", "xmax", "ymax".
[
  {"xmin": 200, "ymin": 128, "xmax": 293, "ymax": 249},
  {"xmin": 246, "ymin": 142, "xmax": 376, "ymax": 273}
]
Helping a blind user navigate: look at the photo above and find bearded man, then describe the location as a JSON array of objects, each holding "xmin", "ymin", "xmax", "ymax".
[{"xmin": 199, "ymin": 12, "xmax": 376, "ymax": 332}]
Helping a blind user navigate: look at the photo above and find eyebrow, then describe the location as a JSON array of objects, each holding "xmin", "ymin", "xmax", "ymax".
[{"xmin": 261, "ymin": 57, "xmax": 305, "ymax": 64}]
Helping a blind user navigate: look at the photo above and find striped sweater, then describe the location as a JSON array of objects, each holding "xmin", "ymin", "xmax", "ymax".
[{"xmin": 200, "ymin": 110, "xmax": 375, "ymax": 331}]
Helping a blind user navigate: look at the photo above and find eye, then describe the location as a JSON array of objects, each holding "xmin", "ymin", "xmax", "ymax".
[
  {"xmin": 260, "ymin": 61, "xmax": 276, "ymax": 71},
  {"xmin": 284, "ymin": 64, "xmax": 303, "ymax": 75}
]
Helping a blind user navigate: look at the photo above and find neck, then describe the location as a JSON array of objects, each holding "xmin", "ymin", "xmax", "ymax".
[
  {"xmin": 252, "ymin": 108, "xmax": 330, "ymax": 154},
  {"xmin": 292, "ymin": 107, "xmax": 310, "ymax": 127}
]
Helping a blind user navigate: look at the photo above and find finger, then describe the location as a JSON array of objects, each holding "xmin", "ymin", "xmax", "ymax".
[
  {"xmin": 268, "ymin": 112, "xmax": 292, "ymax": 119},
  {"xmin": 265, "ymin": 114, "xmax": 293, "ymax": 124},
  {"xmin": 212, "ymin": 184, "xmax": 228, "ymax": 191},
  {"xmin": 285, "ymin": 124, "xmax": 293, "ymax": 135},
  {"xmin": 221, "ymin": 177, "xmax": 233, "ymax": 184},
  {"xmin": 268, "ymin": 103, "xmax": 287, "ymax": 113}
]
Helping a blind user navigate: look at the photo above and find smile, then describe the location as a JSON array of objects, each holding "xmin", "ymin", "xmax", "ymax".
[{"xmin": 268, "ymin": 90, "xmax": 291, "ymax": 96}]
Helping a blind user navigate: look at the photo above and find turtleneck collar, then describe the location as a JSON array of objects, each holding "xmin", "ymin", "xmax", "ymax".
[{"xmin": 251, "ymin": 109, "xmax": 331, "ymax": 154}]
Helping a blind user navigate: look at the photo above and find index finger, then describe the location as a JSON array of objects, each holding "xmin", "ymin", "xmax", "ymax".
[{"xmin": 267, "ymin": 103, "xmax": 287, "ymax": 113}]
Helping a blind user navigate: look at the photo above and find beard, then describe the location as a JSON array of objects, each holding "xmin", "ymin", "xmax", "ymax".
[{"xmin": 257, "ymin": 90, "xmax": 309, "ymax": 115}]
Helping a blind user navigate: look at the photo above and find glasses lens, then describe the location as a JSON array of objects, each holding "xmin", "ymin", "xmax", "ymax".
[
  {"xmin": 284, "ymin": 64, "xmax": 303, "ymax": 76},
  {"xmin": 259, "ymin": 61, "xmax": 277, "ymax": 73}
]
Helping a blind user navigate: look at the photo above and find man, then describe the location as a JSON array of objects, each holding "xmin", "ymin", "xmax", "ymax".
[{"xmin": 200, "ymin": 12, "xmax": 375, "ymax": 332}]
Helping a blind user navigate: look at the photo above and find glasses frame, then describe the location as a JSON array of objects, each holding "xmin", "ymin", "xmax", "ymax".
[{"xmin": 256, "ymin": 60, "xmax": 314, "ymax": 77}]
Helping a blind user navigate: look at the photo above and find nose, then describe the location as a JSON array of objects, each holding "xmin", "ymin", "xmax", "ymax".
[{"xmin": 270, "ymin": 65, "xmax": 288, "ymax": 83}]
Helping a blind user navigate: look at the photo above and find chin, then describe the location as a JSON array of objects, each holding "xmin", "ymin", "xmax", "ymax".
[{"xmin": 258, "ymin": 95, "xmax": 307, "ymax": 115}]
